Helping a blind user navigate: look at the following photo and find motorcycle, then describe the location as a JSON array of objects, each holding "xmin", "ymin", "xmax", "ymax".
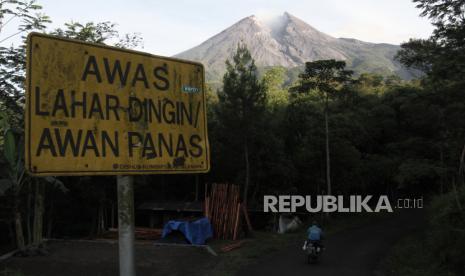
[{"xmin": 303, "ymin": 240, "xmax": 322, "ymax": 264}]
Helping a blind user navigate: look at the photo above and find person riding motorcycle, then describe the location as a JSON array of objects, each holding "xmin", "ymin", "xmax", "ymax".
[{"xmin": 303, "ymin": 220, "xmax": 324, "ymax": 250}]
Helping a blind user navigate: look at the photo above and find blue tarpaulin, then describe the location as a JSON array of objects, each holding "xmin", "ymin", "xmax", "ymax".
[{"xmin": 161, "ymin": 217, "xmax": 213, "ymax": 245}]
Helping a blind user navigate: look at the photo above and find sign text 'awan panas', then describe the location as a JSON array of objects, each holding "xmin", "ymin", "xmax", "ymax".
[{"xmin": 26, "ymin": 33, "xmax": 209, "ymax": 175}]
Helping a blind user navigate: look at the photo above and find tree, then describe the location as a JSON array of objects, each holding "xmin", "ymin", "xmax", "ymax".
[
  {"xmin": 290, "ymin": 60, "xmax": 352, "ymax": 197},
  {"xmin": 262, "ymin": 66, "xmax": 288, "ymax": 108},
  {"xmin": 50, "ymin": 21, "xmax": 142, "ymax": 49},
  {"xmin": 0, "ymin": 0, "xmax": 50, "ymax": 43},
  {"xmin": 1, "ymin": 128, "xmax": 27, "ymax": 251},
  {"xmin": 0, "ymin": 2, "xmax": 143, "ymax": 250},
  {"xmin": 0, "ymin": 0, "xmax": 50, "ymax": 253},
  {"xmin": 353, "ymin": 73, "xmax": 387, "ymax": 95},
  {"xmin": 0, "ymin": 0, "xmax": 50, "ymax": 124},
  {"xmin": 396, "ymin": 0, "xmax": 465, "ymax": 193},
  {"xmin": 217, "ymin": 44, "xmax": 266, "ymax": 204},
  {"xmin": 397, "ymin": 0, "xmax": 465, "ymax": 84}
]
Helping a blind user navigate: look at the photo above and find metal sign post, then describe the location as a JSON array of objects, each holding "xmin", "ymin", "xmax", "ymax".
[{"xmin": 117, "ymin": 175, "xmax": 135, "ymax": 276}]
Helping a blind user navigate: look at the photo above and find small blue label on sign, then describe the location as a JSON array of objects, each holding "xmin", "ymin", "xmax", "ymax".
[{"xmin": 182, "ymin": 85, "xmax": 200, "ymax": 93}]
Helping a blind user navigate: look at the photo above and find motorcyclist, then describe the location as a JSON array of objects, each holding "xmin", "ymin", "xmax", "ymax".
[{"xmin": 303, "ymin": 220, "xmax": 324, "ymax": 250}]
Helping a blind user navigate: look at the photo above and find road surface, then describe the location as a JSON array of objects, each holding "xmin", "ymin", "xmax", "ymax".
[{"xmin": 238, "ymin": 209, "xmax": 425, "ymax": 276}]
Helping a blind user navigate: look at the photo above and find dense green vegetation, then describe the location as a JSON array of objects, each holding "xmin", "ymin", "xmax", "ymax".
[
  {"xmin": 0, "ymin": 0, "xmax": 464, "ymax": 274},
  {"xmin": 382, "ymin": 187, "xmax": 465, "ymax": 275}
]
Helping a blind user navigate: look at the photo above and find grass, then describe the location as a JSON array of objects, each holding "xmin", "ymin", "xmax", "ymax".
[
  {"xmin": 379, "ymin": 190, "xmax": 465, "ymax": 276},
  {"xmin": 379, "ymin": 234, "xmax": 438, "ymax": 276},
  {"xmin": 0, "ymin": 269, "xmax": 24, "ymax": 276},
  {"xmin": 379, "ymin": 232, "xmax": 462, "ymax": 276}
]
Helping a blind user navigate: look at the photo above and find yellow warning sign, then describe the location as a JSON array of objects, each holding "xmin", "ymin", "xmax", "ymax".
[{"xmin": 25, "ymin": 33, "xmax": 209, "ymax": 176}]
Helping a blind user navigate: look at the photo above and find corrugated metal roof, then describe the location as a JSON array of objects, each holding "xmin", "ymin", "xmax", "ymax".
[{"xmin": 137, "ymin": 201, "xmax": 203, "ymax": 212}]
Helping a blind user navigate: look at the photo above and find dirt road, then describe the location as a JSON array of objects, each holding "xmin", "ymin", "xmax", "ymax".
[
  {"xmin": 0, "ymin": 240, "xmax": 214, "ymax": 276},
  {"xmin": 0, "ymin": 210, "xmax": 424, "ymax": 276},
  {"xmin": 238, "ymin": 209, "xmax": 425, "ymax": 276}
]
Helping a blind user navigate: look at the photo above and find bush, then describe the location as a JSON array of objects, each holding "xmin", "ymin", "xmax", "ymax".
[
  {"xmin": 427, "ymin": 187, "xmax": 465, "ymax": 274},
  {"xmin": 384, "ymin": 187, "xmax": 465, "ymax": 276}
]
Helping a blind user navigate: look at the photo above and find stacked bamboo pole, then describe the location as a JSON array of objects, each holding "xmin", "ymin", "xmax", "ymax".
[{"xmin": 204, "ymin": 183, "xmax": 244, "ymax": 240}]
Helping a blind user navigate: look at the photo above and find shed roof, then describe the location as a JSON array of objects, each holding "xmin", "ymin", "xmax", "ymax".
[{"xmin": 138, "ymin": 201, "xmax": 203, "ymax": 212}]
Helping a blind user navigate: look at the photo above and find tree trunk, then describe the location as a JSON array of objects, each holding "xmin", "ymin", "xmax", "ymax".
[
  {"xmin": 325, "ymin": 96, "xmax": 331, "ymax": 196},
  {"xmin": 96, "ymin": 201, "xmax": 105, "ymax": 235},
  {"xmin": 26, "ymin": 181, "xmax": 32, "ymax": 245},
  {"xmin": 33, "ymin": 180, "xmax": 44, "ymax": 247},
  {"xmin": 243, "ymin": 139, "xmax": 250, "ymax": 205},
  {"xmin": 110, "ymin": 202, "xmax": 115, "ymax": 228},
  {"xmin": 440, "ymin": 145, "xmax": 444, "ymax": 194},
  {"xmin": 8, "ymin": 220, "xmax": 15, "ymax": 248},
  {"xmin": 452, "ymin": 178, "xmax": 463, "ymax": 213},
  {"xmin": 46, "ymin": 199, "xmax": 54, "ymax": 238},
  {"xmin": 89, "ymin": 212, "xmax": 96, "ymax": 237},
  {"xmin": 324, "ymin": 96, "xmax": 331, "ymax": 219},
  {"xmin": 13, "ymin": 191, "xmax": 25, "ymax": 251},
  {"xmin": 251, "ymin": 180, "xmax": 260, "ymax": 203}
]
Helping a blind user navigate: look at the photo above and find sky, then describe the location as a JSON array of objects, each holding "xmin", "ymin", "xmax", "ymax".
[{"xmin": 0, "ymin": 0, "xmax": 434, "ymax": 56}]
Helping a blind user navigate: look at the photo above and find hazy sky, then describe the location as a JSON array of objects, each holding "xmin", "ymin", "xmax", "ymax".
[{"xmin": 0, "ymin": 0, "xmax": 434, "ymax": 56}]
